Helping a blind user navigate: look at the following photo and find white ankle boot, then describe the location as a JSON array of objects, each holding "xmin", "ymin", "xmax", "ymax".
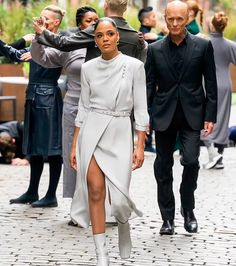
[
  {"xmin": 118, "ymin": 221, "xmax": 132, "ymax": 259},
  {"xmin": 93, "ymin": 233, "xmax": 109, "ymax": 266},
  {"xmin": 205, "ymin": 144, "xmax": 222, "ymax": 169}
]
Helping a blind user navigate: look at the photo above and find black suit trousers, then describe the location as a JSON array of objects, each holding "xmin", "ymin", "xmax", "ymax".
[{"xmin": 154, "ymin": 102, "xmax": 200, "ymax": 221}]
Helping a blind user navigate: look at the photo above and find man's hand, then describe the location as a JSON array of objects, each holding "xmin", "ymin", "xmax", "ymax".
[
  {"xmin": 144, "ymin": 32, "xmax": 158, "ymax": 41},
  {"xmin": 203, "ymin": 121, "xmax": 214, "ymax": 136},
  {"xmin": 20, "ymin": 52, "xmax": 32, "ymax": 61},
  {"xmin": 22, "ymin": 33, "xmax": 35, "ymax": 43},
  {"xmin": 33, "ymin": 16, "xmax": 46, "ymax": 34}
]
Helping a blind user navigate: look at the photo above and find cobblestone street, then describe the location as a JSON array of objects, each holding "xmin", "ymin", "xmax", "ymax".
[{"xmin": 0, "ymin": 106, "xmax": 236, "ymax": 266}]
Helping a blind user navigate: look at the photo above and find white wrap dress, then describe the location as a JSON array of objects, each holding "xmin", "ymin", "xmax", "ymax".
[{"xmin": 71, "ymin": 53, "xmax": 149, "ymax": 228}]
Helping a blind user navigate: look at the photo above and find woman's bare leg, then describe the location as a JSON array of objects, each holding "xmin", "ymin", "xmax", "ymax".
[
  {"xmin": 87, "ymin": 156, "xmax": 109, "ymax": 265},
  {"xmin": 87, "ymin": 156, "xmax": 106, "ymax": 234}
]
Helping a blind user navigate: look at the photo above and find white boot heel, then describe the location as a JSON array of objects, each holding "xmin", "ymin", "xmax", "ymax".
[
  {"xmin": 97, "ymin": 256, "xmax": 109, "ymax": 266},
  {"xmin": 93, "ymin": 233, "xmax": 109, "ymax": 266},
  {"xmin": 118, "ymin": 221, "xmax": 132, "ymax": 259}
]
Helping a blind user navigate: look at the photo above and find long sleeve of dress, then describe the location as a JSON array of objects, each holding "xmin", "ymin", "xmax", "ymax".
[
  {"xmin": 133, "ymin": 62, "xmax": 149, "ymax": 131},
  {"xmin": 31, "ymin": 39, "xmax": 64, "ymax": 68},
  {"xmin": 74, "ymin": 65, "xmax": 90, "ymax": 127},
  {"xmin": 36, "ymin": 26, "xmax": 95, "ymax": 52},
  {"xmin": 228, "ymin": 39, "xmax": 236, "ymax": 65},
  {"xmin": 0, "ymin": 39, "xmax": 29, "ymax": 62}
]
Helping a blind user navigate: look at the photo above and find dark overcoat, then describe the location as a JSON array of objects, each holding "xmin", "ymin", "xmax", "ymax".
[{"xmin": 0, "ymin": 40, "xmax": 62, "ymax": 156}]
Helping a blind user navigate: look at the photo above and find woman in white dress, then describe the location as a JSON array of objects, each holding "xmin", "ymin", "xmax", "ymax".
[{"xmin": 70, "ymin": 18, "xmax": 149, "ymax": 266}]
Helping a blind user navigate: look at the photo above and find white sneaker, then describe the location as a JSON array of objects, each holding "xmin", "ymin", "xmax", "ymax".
[{"xmin": 204, "ymin": 154, "xmax": 222, "ymax": 169}]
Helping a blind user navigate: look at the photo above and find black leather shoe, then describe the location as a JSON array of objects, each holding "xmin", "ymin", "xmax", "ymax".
[
  {"xmin": 159, "ymin": 220, "xmax": 175, "ymax": 235},
  {"xmin": 9, "ymin": 193, "xmax": 39, "ymax": 204},
  {"xmin": 181, "ymin": 207, "xmax": 198, "ymax": 233},
  {"xmin": 31, "ymin": 196, "xmax": 58, "ymax": 208}
]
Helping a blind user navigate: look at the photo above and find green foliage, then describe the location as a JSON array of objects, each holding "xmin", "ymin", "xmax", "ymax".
[
  {"xmin": 213, "ymin": 1, "xmax": 236, "ymax": 41},
  {"xmin": 224, "ymin": 13, "xmax": 236, "ymax": 40},
  {"xmin": 0, "ymin": 0, "xmax": 54, "ymax": 43},
  {"xmin": 125, "ymin": 6, "xmax": 140, "ymax": 31},
  {"xmin": 0, "ymin": 2, "xmax": 27, "ymax": 43}
]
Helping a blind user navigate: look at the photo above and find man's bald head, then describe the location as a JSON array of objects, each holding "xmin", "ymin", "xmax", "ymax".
[
  {"xmin": 165, "ymin": 0, "xmax": 189, "ymax": 39},
  {"xmin": 165, "ymin": 0, "xmax": 189, "ymax": 18}
]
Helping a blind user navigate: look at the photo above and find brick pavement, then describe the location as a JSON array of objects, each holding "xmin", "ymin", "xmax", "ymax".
[
  {"xmin": 1, "ymin": 147, "xmax": 236, "ymax": 266},
  {"xmin": 0, "ymin": 105, "xmax": 236, "ymax": 266}
]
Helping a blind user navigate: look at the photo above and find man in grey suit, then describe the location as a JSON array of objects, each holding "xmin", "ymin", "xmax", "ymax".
[
  {"xmin": 33, "ymin": 0, "xmax": 146, "ymax": 62},
  {"xmin": 145, "ymin": 1, "xmax": 217, "ymax": 235}
]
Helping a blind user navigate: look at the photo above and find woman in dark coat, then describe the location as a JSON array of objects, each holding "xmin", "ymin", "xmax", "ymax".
[{"xmin": 0, "ymin": 5, "xmax": 65, "ymax": 207}]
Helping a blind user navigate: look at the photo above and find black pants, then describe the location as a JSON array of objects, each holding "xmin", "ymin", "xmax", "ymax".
[{"xmin": 154, "ymin": 103, "xmax": 200, "ymax": 221}]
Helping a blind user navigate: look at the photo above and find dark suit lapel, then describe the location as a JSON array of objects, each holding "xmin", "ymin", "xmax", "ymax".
[
  {"xmin": 178, "ymin": 34, "xmax": 195, "ymax": 81},
  {"xmin": 161, "ymin": 37, "xmax": 178, "ymax": 80}
]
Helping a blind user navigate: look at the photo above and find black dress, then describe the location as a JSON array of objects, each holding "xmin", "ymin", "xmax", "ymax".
[{"xmin": 0, "ymin": 40, "xmax": 63, "ymax": 156}]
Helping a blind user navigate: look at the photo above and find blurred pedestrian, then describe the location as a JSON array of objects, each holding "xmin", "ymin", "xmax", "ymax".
[
  {"xmin": 30, "ymin": 6, "xmax": 98, "ymax": 199},
  {"xmin": 138, "ymin": 6, "xmax": 168, "ymax": 44},
  {"xmin": 69, "ymin": 17, "xmax": 148, "ymax": 265},
  {"xmin": 186, "ymin": 0, "xmax": 203, "ymax": 35},
  {"xmin": 0, "ymin": 5, "xmax": 65, "ymax": 208},
  {"xmin": 145, "ymin": 0, "xmax": 217, "ymax": 235},
  {"xmin": 202, "ymin": 11, "xmax": 236, "ymax": 169}
]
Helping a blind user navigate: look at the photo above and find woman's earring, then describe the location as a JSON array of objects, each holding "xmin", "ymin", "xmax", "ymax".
[
  {"xmin": 117, "ymin": 40, "xmax": 119, "ymax": 45},
  {"xmin": 95, "ymin": 42, "xmax": 98, "ymax": 48}
]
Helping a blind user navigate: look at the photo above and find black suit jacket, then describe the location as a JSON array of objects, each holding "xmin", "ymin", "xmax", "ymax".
[
  {"xmin": 37, "ymin": 17, "xmax": 146, "ymax": 62},
  {"xmin": 145, "ymin": 33, "xmax": 217, "ymax": 131}
]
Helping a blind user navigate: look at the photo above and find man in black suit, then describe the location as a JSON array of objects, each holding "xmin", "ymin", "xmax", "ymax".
[{"xmin": 145, "ymin": 0, "xmax": 217, "ymax": 235}]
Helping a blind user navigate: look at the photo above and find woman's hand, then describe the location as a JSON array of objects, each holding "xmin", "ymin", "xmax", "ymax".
[
  {"xmin": 132, "ymin": 130, "xmax": 146, "ymax": 170},
  {"xmin": 70, "ymin": 146, "xmax": 77, "ymax": 170},
  {"xmin": 132, "ymin": 147, "xmax": 144, "ymax": 170},
  {"xmin": 33, "ymin": 16, "xmax": 46, "ymax": 34},
  {"xmin": 70, "ymin": 127, "xmax": 80, "ymax": 171}
]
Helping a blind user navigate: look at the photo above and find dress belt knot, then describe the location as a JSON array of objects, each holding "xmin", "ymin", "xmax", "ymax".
[{"xmin": 90, "ymin": 108, "xmax": 130, "ymax": 117}]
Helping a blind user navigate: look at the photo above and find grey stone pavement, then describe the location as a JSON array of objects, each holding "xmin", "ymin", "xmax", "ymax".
[{"xmin": 1, "ymin": 105, "xmax": 236, "ymax": 266}]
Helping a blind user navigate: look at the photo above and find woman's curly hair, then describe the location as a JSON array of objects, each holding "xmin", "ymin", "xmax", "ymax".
[{"xmin": 212, "ymin": 11, "xmax": 228, "ymax": 33}]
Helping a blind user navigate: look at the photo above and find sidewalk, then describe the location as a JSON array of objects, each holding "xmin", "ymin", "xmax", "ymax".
[
  {"xmin": 1, "ymin": 148, "xmax": 236, "ymax": 266},
  {"xmin": 0, "ymin": 105, "xmax": 235, "ymax": 266}
]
